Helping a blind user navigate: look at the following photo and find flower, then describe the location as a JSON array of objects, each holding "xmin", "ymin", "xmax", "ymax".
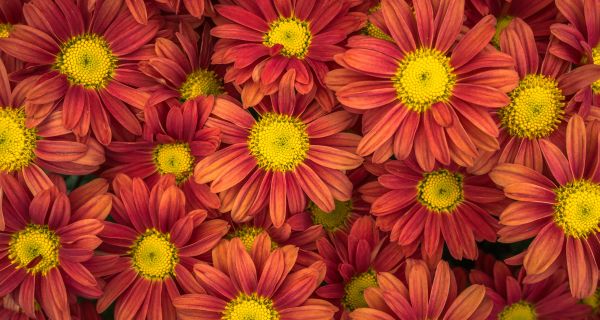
[
  {"xmin": 92, "ymin": 175, "xmax": 229, "ymax": 319},
  {"xmin": 172, "ymin": 237, "xmax": 337, "ymax": 320},
  {"xmin": 361, "ymin": 3, "xmax": 393, "ymax": 42},
  {"xmin": 490, "ymin": 115, "xmax": 600, "ymax": 298},
  {"xmin": 194, "ymin": 73, "xmax": 363, "ymax": 227},
  {"xmin": 210, "ymin": 0, "xmax": 365, "ymax": 109},
  {"xmin": 0, "ymin": 175, "xmax": 107, "ymax": 319},
  {"xmin": 0, "ymin": 294, "xmax": 45, "ymax": 320},
  {"xmin": 471, "ymin": 18, "xmax": 600, "ymax": 174},
  {"xmin": 125, "ymin": 0, "xmax": 214, "ymax": 24},
  {"xmin": 349, "ymin": 259, "xmax": 493, "ymax": 320},
  {"xmin": 470, "ymin": 256, "xmax": 591, "ymax": 319},
  {"xmin": 327, "ymin": 0, "xmax": 520, "ymax": 169},
  {"xmin": 0, "ymin": 0, "xmax": 25, "ymax": 73},
  {"xmin": 0, "ymin": 0, "xmax": 159, "ymax": 144},
  {"xmin": 315, "ymin": 216, "xmax": 404, "ymax": 318},
  {"xmin": 360, "ymin": 158, "xmax": 502, "ymax": 260},
  {"xmin": 103, "ymin": 101, "xmax": 221, "ymax": 211}
]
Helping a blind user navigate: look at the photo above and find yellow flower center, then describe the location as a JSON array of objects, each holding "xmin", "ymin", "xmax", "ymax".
[
  {"xmin": 0, "ymin": 107, "xmax": 37, "ymax": 173},
  {"xmin": 263, "ymin": 17, "xmax": 312, "ymax": 59},
  {"xmin": 179, "ymin": 69, "xmax": 223, "ymax": 101},
  {"xmin": 492, "ymin": 16, "xmax": 514, "ymax": 48},
  {"xmin": 583, "ymin": 289, "xmax": 600, "ymax": 314},
  {"xmin": 0, "ymin": 23, "xmax": 12, "ymax": 38},
  {"xmin": 498, "ymin": 301, "xmax": 537, "ymax": 320},
  {"xmin": 8, "ymin": 224, "xmax": 60, "ymax": 275},
  {"xmin": 310, "ymin": 200, "xmax": 353, "ymax": 232},
  {"xmin": 222, "ymin": 293, "xmax": 280, "ymax": 320},
  {"xmin": 592, "ymin": 45, "xmax": 600, "ymax": 94},
  {"xmin": 130, "ymin": 229, "xmax": 179, "ymax": 280},
  {"xmin": 228, "ymin": 226, "xmax": 276, "ymax": 251},
  {"xmin": 248, "ymin": 113, "xmax": 309, "ymax": 172},
  {"xmin": 499, "ymin": 74, "xmax": 565, "ymax": 139},
  {"xmin": 392, "ymin": 48, "xmax": 456, "ymax": 113},
  {"xmin": 152, "ymin": 143, "xmax": 195, "ymax": 183},
  {"xmin": 362, "ymin": 4, "xmax": 393, "ymax": 42},
  {"xmin": 343, "ymin": 271, "xmax": 378, "ymax": 311},
  {"xmin": 553, "ymin": 180, "xmax": 600, "ymax": 238},
  {"xmin": 55, "ymin": 34, "xmax": 117, "ymax": 89},
  {"xmin": 417, "ymin": 169, "xmax": 464, "ymax": 213}
]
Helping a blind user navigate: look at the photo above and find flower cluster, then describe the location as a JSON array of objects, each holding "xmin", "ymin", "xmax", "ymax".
[{"xmin": 0, "ymin": 0, "xmax": 599, "ymax": 319}]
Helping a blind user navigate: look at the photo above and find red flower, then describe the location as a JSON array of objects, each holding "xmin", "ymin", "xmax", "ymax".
[
  {"xmin": 92, "ymin": 175, "xmax": 229, "ymax": 319},
  {"xmin": 125, "ymin": 0, "xmax": 214, "ymax": 24},
  {"xmin": 0, "ymin": 0, "xmax": 25, "ymax": 73}
]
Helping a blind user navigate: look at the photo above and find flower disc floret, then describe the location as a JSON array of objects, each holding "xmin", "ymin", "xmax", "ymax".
[
  {"xmin": 179, "ymin": 69, "xmax": 223, "ymax": 101},
  {"xmin": 310, "ymin": 200, "xmax": 353, "ymax": 232},
  {"xmin": 592, "ymin": 45, "xmax": 600, "ymax": 94},
  {"xmin": 0, "ymin": 107, "xmax": 37, "ymax": 173},
  {"xmin": 498, "ymin": 301, "xmax": 537, "ymax": 320},
  {"xmin": 8, "ymin": 224, "xmax": 60, "ymax": 275},
  {"xmin": 0, "ymin": 24, "xmax": 12, "ymax": 38},
  {"xmin": 263, "ymin": 17, "xmax": 312, "ymax": 59},
  {"xmin": 130, "ymin": 229, "xmax": 179, "ymax": 280},
  {"xmin": 553, "ymin": 180, "xmax": 600, "ymax": 238},
  {"xmin": 342, "ymin": 271, "xmax": 378, "ymax": 311},
  {"xmin": 152, "ymin": 143, "xmax": 195, "ymax": 183},
  {"xmin": 222, "ymin": 293, "xmax": 280, "ymax": 320},
  {"xmin": 417, "ymin": 169, "xmax": 464, "ymax": 213}
]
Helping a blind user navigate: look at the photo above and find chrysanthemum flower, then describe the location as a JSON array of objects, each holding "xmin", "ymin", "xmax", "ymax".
[
  {"xmin": 470, "ymin": 257, "xmax": 590, "ymax": 319},
  {"xmin": 0, "ymin": 60, "xmax": 104, "ymax": 229},
  {"xmin": 0, "ymin": 0, "xmax": 25, "ymax": 73},
  {"xmin": 93, "ymin": 175, "xmax": 229, "ymax": 319},
  {"xmin": 327, "ymin": 0, "xmax": 519, "ymax": 169},
  {"xmin": 0, "ymin": 175, "xmax": 107, "ymax": 319},
  {"xmin": 0, "ymin": 294, "xmax": 45, "ymax": 320},
  {"xmin": 194, "ymin": 73, "xmax": 363, "ymax": 227},
  {"xmin": 0, "ymin": 0, "xmax": 159, "ymax": 145},
  {"xmin": 361, "ymin": 3, "xmax": 393, "ymax": 42},
  {"xmin": 125, "ymin": 0, "xmax": 214, "ymax": 24},
  {"xmin": 471, "ymin": 18, "xmax": 600, "ymax": 174},
  {"xmin": 350, "ymin": 259, "xmax": 493, "ymax": 320},
  {"xmin": 172, "ymin": 237, "xmax": 337, "ymax": 320},
  {"xmin": 315, "ymin": 216, "xmax": 404, "ymax": 318},
  {"xmin": 550, "ymin": 0, "xmax": 600, "ymax": 117},
  {"xmin": 465, "ymin": 0, "xmax": 557, "ymax": 49},
  {"xmin": 490, "ymin": 115, "xmax": 600, "ymax": 298},
  {"xmin": 103, "ymin": 101, "xmax": 221, "ymax": 211},
  {"xmin": 210, "ymin": 0, "xmax": 365, "ymax": 109},
  {"xmin": 360, "ymin": 159, "xmax": 501, "ymax": 260}
]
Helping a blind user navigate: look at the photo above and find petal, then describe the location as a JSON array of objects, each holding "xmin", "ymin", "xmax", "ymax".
[
  {"xmin": 524, "ymin": 223, "xmax": 565, "ymax": 275},
  {"xmin": 503, "ymin": 183, "xmax": 556, "ymax": 204}
]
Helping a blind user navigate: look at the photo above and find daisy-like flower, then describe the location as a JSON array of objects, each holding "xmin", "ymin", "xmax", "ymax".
[
  {"xmin": 550, "ymin": 0, "xmax": 600, "ymax": 117},
  {"xmin": 172, "ymin": 237, "xmax": 337, "ymax": 320},
  {"xmin": 490, "ymin": 115, "xmax": 600, "ymax": 298},
  {"xmin": 194, "ymin": 73, "xmax": 363, "ymax": 227},
  {"xmin": 0, "ymin": 0, "xmax": 159, "ymax": 145},
  {"xmin": 0, "ymin": 294, "xmax": 45, "ymax": 320},
  {"xmin": 327, "ymin": 0, "xmax": 519, "ymax": 169},
  {"xmin": 125, "ymin": 0, "xmax": 214, "ymax": 24},
  {"xmin": 361, "ymin": 3, "xmax": 393, "ymax": 42},
  {"xmin": 350, "ymin": 259, "xmax": 493, "ymax": 320},
  {"xmin": 103, "ymin": 101, "xmax": 221, "ymax": 211},
  {"xmin": 465, "ymin": 0, "xmax": 557, "ymax": 49},
  {"xmin": 210, "ymin": 0, "xmax": 365, "ymax": 109},
  {"xmin": 0, "ymin": 175, "xmax": 108, "ymax": 319},
  {"xmin": 470, "ymin": 257, "xmax": 590, "ymax": 319},
  {"xmin": 93, "ymin": 175, "xmax": 229, "ymax": 319},
  {"xmin": 0, "ymin": 60, "xmax": 104, "ymax": 229},
  {"xmin": 0, "ymin": 0, "xmax": 25, "ymax": 73},
  {"xmin": 360, "ymin": 158, "xmax": 501, "ymax": 260},
  {"xmin": 471, "ymin": 18, "xmax": 600, "ymax": 174},
  {"xmin": 316, "ymin": 216, "xmax": 404, "ymax": 318}
]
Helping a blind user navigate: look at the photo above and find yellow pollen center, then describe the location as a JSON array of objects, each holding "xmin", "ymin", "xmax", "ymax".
[
  {"xmin": 498, "ymin": 301, "xmax": 537, "ymax": 320},
  {"xmin": 130, "ymin": 229, "xmax": 179, "ymax": 280},
  {"xmin": 592, "ymin": 45, "xmax": 600, "ymax": 94},
  {"xmin": 228, "ymin": 226, "xmax": 276, "ymax": 251},
  {"xmin": 8, "ymin": 224, "xmax": 60, "ymax": 275},
  {"xmin": 392, "ymin": 48, "xmax": 456, "ymax": 112},
  {"xmin": 222, "ymin": 293, "xmax": 280, "ymax": 320},
  {"xmin": 152, "ymin": 143, "xmax": 195, "ymax": 183},
  {"xmin": 248, "ymin": 113, "xmax": 309, "ymax": 172},
  {"xmin": 0, "ymin": 107, "xmax": 37, "ymax": 173},
  {"xmin": 179, "ymin": 69, "xmax": 223, "ymax": 101},
  {"xmin": 583, "ymin": 289, "xmax": 600, "ymax": 314},
  {"xmin": 55, "ymin": 34, "xmax": 117, "ymax": 89},
  {"xmin": 263, "ymin": 17, "xmax": 312, "ymax": 59},
  {"xmin": 0, "ymin": 24, "xmax": 12, "ymax": 38},
  {"xmin": 417, "ymin": 169, "xmax": 464, "ymax": 213},
  {"xmin": 363, "ymin": 4, "xmax": 393, "ymax": 42},
  {"xmin": 310, "ymin": 200, "xmax": 353, "ymax": 232},
  {"xmin": 499, "ymin": 74, "xmax": 565, "ymax": 139},
  {"xmin": 492, "ymin": 16, "xmax": 514, "ymax": 48},
  {"xmin": 553, "ymin": 180, "xmax": 600, "ymax": 238},
  {"xmin": 343, "ymin": 271, "xmax": 378, "ymax": 311}
]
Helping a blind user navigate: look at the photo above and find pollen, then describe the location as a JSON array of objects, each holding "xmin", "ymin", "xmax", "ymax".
[
  {"xmin": 310, "ymin": 200, "xmax": 353, "ymax": 232},
  {"xmin": 342, "ymin": 271, "xmax": 378, "ymax": 311},
  {"xmin": 363, "ymin": 4, "xmax": 393, "ymax": 42},
  {"xmin": 553, "ymin": 180, "xmax": 600, "ymax": 239},
  {"xmin": 222, "ymin": 293, "xmax": 280, "ymax": 320},
  {"xmin": 492, "ymin": 16, "xmax": 514, "ymax": 48},
  {"xmin": 248, "ymin": 112, "xmax": 309, "ymax": 172},
  {"xmin": 592, "ymin": 45, "xmax": 600, "ymax": 94},
  {"xmin": 152, "ymin": 143, "xmax": 195, "ymax": 183},
  {"xmin": 8, "ymin": 224, "xmax": 60, "ymax": 275},
  {"xmin": 0, "ymin": 107, "xmax": 38, "ymax": 173},
  {"xmin": 583, "ymin": 288, "xmax": 600, "ymax": 315},
  {"xmin": 263, "ymin": 17, "xmax": 312, "ymax": 59},
  {"xmin": 392, "ymin": 48, "xmax": 456, "ymax": 113},
  {"xmin": 129, "ymin": 229, "xmax": 179, "ymax": 280},
  {"xmin": 179, "ymin": 69, "xmax": 223, "ymax": 101},
  {"xmin": 499, "ymin": 74, "xmax": 565, "ymax": 140},
  {"xmin": 0, "ymin": 24, "xmax": 12, "ymax": 38},
  {"xmin": 498, "ymin": 301, "xmax": 537, "ymax": 320},
  {"xmin": 228, "ymin": 226, "xmax": 276, "ymax": 251},
  {"xmin": 55, "ymin": 33, "xmax": 117, "ymax": 89},
  {"xmin": 417, "ymin": 169, "xmax": 464, "ymax": 213}
]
